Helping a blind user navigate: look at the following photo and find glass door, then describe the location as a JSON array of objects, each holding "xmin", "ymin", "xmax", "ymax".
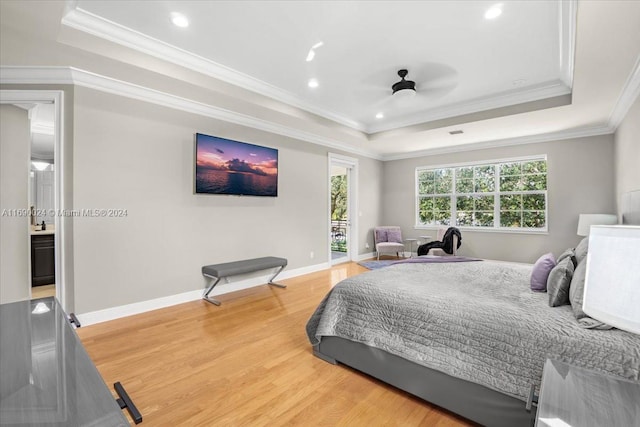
[
  {"xmin": 330, "ymin": 164, "xmax": 350, "ymax": 264},
  {"xmin": 329, "ymin": 154, "xmax": 358, "ymax": 266}
]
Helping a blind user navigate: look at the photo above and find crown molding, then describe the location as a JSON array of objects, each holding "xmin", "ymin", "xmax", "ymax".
[
  {"xmin": 0, "ymin": 66, "xmax": 73, "ymax": 85},
  {"xmin": 609, "ymin": 53, "xmax": 640, "ymax": 129},
  {"xmin": 0, "ymin": 66, "xmax": 382, "ymax": 160},
  {"xmin": 4, "ymin": 44, "xmax": 634, "ymax": 164},
  {"xmin": 366, "ymin": 80, "xmax": 572, "ymax": 134},
  {"xmin": 559, "ymin": 0, "xmax": 577, "ymax": 88},
  {"xmin": 61, "ymin": 6, "xmax": 366, "ymax": 132},
  {"xmin": 61, "ymin": 2, "xmax": 577, "ymax": 136},
  {"xmin": 381, "ymin": 124, "xmax": 615, "ymax": 161}
]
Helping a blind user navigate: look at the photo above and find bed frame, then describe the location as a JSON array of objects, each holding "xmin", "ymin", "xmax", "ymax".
[
  {"xmin": 313, "ymin": 338, "xmax": 534, "ymax": 427},
  {"xmin": 312, "ymin": 190, "xmax": 640, "ymax": 427}
]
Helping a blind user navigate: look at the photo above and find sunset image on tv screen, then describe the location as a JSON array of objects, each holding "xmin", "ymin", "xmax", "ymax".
[{"xmin": 195, "ymin": 133, "xmax": 278, "ymax": 196}]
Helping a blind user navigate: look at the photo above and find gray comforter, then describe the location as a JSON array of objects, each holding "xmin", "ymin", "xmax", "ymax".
[{"xmin": 306, "ymin": 261, "xmax": 640, "ymax": 401}]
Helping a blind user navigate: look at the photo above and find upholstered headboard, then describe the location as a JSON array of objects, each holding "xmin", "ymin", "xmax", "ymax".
[{"xmin": 621, "ymin": 190, "xmax": 640, "ymax": 225}]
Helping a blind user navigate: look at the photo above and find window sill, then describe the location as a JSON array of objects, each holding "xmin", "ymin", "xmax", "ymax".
[{"xmin": 414, "ymin": 225, "xmax": 548, "ymax": 235}]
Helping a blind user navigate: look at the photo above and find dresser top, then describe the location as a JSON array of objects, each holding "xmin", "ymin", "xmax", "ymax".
[
  {"xmin": 0, "ymin": 298, "xmax": 128, "ymax": 426},
  {"xmin": 536, "ymin": 359, "xmax": 640, "ymax": 427}
]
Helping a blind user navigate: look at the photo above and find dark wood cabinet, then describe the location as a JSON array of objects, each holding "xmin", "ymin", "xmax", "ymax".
[{"xmin": 31, "ymin": 234, "xmax": 55, "ymax": 287}]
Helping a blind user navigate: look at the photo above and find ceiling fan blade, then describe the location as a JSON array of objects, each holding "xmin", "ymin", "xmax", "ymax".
[{"xmin": 417, "ymin": 80, "xmax": 458, "ymax": 99}]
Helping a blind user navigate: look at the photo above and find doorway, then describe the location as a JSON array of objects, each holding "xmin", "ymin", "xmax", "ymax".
[
  {"xmin": 328, "ymin": 154, "xmax": 358, "ymax": 265},
  {"xmin": 29, "ymin": 103, "xmax": 56, "ymax": 299},
  {"xmin": 0, "ymin": 90, "xmax": 65, "ymax": 308}
]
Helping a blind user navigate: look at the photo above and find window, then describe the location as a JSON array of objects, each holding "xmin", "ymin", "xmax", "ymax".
[{"xmin": 416, "ymin": 156, "xmax": 547, "ymax": 231}]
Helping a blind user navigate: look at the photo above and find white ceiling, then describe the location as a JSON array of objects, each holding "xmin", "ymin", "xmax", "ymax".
[
  {"xmin": 73, "ymin": 0, "xmax": 571, "ymax": 135},
  {"xmin": 0, "ymin": 0, "xmax": 630, "ymax": 158}
]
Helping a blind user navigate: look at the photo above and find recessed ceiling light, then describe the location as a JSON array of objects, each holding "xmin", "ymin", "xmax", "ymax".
[
  {"xmin": 306, "ymin": 41, "xmax": 324, "ymax": 62},
  {"xmin": 375, "ymin": 112, "xmax": 384, "ymax": 119},
  {"xmin": 308, "ymin": 78, "xmax": 319, "ymax": 88},
  {"xmin": 484, "ymin": 4, "xmax": 503, "ymax": 20},
  {"xmin": 171, "ymin": 12, "xmax": 189, "ymax": 28}
]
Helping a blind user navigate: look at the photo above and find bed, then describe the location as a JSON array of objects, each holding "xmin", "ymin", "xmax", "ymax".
[{"xmin": 306, "ymin": 191, "xmax": 640, "ymax": 427}]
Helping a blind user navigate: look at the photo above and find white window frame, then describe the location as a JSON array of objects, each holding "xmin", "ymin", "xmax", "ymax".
[{"xmin": 415, "ymin": 155, "xmax": 548, "ymax": 234}]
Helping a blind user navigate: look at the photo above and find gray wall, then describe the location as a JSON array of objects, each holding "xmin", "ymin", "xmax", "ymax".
[
  {"xmin": 0, "ymin": 105, "xmax": 30, "ymax": 303},
  {"xmin": 382, "ymin": 135, "xmax": 616, "ymax": 263},
  {"xmin": 71, "ymin": 87, "xmax": 382, "ymax": 314},
  {"xmin": 614, "ymin": 94, "xmax": 640, "ymax": 210},
  {"xmin": 357, "ymin": 156, "xmax": 384, "ymax": 253}
]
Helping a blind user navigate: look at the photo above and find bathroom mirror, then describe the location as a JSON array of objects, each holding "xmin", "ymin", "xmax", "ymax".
[{"xmin": 30, "ymin": 103, "xmax": 55, "ymax": 227}]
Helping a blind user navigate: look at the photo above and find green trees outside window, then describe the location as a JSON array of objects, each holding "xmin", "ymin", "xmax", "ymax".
[
  {"xmin": 331, "ymin": 175, "xmax": 348, "ymax": 252},
  {"xmin": 416, "ymin": 158, "xmax": 547, "ymax": 231}
]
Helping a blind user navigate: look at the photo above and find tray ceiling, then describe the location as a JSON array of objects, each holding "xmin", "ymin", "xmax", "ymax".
[
  {"xmin": 2, "ymin": 1, "xmax": 637, "ymax": 158},
  {"xmin": 65, "ymin": 1, "xmax": 574, "ymax": 134}
]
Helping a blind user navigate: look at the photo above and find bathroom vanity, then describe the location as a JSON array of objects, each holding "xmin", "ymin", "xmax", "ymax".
[{"xmin": 31, "ymin": 226, "xmax": 55, "ymax": 287}]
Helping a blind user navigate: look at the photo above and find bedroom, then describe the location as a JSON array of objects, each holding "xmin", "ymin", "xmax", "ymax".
[{"xmin": 1, "ymin": 1, "xmax": 639, "ymax": 426}]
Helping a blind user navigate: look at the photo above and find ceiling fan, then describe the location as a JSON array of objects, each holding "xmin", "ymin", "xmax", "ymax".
[
  {"xmin": 392, "ymin": 69, "xmax": 416, "ymax": 96},
  {"xmin": 357, "ymin": 64, "xmax": 458, "ymax": 111}
]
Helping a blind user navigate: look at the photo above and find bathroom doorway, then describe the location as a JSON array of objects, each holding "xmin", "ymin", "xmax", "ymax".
[
  {"xmin": 29, "ymin": 103, "xmax": 56, "ymax": 299},
  {"xmin": 0, "ymin": 90, "xmax": 65, "ymax": 308}
]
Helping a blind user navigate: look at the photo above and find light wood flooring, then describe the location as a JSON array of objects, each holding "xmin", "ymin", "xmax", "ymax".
[
  {"xmin": 78, "ymin": 261, "xmax": 473, "ymax": 426},
  {"xmin": 31, "ymin": 284, "xmax": 55, "ymax": 299}
]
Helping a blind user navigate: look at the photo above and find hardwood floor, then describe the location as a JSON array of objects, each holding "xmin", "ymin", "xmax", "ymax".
[
  {"xmin": 78, "ymin": 262, "xmax": 473, "ymax": 426},
  {"xmin": 31, "ymin": 284, "xmax": 55, "ymax": 299}
]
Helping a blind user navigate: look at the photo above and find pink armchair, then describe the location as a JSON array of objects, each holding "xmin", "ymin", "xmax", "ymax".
[{"xmin": 374, "ymin": 226, "xmax": 405, "ymax": 260}]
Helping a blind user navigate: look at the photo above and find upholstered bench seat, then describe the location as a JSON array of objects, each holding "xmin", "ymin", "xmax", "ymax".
[
  {"xmin": 202, "ymin": 257, "xmax": 287, "ymax": 278},
  {"xmin": 201, "ymin": 257, "xmax": 287, "ymax": 306}
]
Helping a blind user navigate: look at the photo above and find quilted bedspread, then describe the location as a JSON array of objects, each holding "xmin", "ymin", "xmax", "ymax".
[{"xmin": 306, "ymin": 261, "xmax": 640, "ymax": 400}]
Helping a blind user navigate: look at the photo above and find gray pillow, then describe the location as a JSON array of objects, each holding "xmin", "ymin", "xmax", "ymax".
[
  {"xmin": 575, "ymin": 237, "xmax": 589, "ymax": 265},
  {"xmin": 557, "ymin": 248, "xmax": 578, "ymax": 268},
  {"xmin": 569, "ymin": 261, "xmax": 613, "ymax": 329},
  {"xmin": 548, "ymin": 257, "xmax": 574, "ymax": 307}
]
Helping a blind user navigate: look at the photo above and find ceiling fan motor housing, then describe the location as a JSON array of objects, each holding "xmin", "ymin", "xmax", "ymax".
[{"xmin": 392, "ymin": 69, "xmax": 416, "ymax": 94}]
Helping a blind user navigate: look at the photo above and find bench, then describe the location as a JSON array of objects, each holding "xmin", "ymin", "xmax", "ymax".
[{"xmin": 201, "ymin": 256, "xmax": 288, "ymax": 306}]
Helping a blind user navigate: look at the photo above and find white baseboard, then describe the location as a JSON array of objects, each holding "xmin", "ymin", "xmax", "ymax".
[
  {"xmin": 77, "ymin": 261, "xmax": 330, "ymax": 326},
  {"xmin": 355, "ymin": 252, "xmax": 376, "ymax": 261}
]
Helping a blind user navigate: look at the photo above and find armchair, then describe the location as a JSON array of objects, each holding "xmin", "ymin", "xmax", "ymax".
[
  {"xmin": 374, "ymin": 226, "xmax": 405, "ymax": 260},
  {"xmin": 417, "ymin": 227, "xmax": 462, "ymax": 256}
]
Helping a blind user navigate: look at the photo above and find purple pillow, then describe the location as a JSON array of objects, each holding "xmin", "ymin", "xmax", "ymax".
[
  {"xmin": 530, "ymin": 253, "xmax": 556, "ymax": 291},
  {"xmin": 387, "ymin": 229, "xmax": 402, "ymax": 243},
  {"xmin": 375, "ymin": 229, "xmax": 388, "ymax": 243}
]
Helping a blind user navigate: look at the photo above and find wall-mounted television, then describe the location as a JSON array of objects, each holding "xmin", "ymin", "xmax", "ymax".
[{"xmin": 195, "ymin": 133, "xmax": 278, "ymax": 196}]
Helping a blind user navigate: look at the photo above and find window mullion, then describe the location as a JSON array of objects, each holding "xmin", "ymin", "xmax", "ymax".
[
  {"xmin": 451, "ymin": 167, "xmax": 457, "ymax": 226},
  {"xmin": 494, "ymin": 164, "xmax": 500, "ymax": 229}
]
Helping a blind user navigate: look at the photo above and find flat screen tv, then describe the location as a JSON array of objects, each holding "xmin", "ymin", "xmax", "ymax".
[{"xmin": 195, "ymin": 133, "xmax": 278, "ymax": 196}]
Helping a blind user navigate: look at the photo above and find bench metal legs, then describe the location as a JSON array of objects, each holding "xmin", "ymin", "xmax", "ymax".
[
  {"xmin": 202, "ymin": 274, "xmax": 222, "ymax": 306},
  {"xmin": 202, "ymin": 266, "xmax": 287, "ymax": 306},
  {"xmin": 267, "ymin": 265, "xmax": 287, "ymax": 288}
]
